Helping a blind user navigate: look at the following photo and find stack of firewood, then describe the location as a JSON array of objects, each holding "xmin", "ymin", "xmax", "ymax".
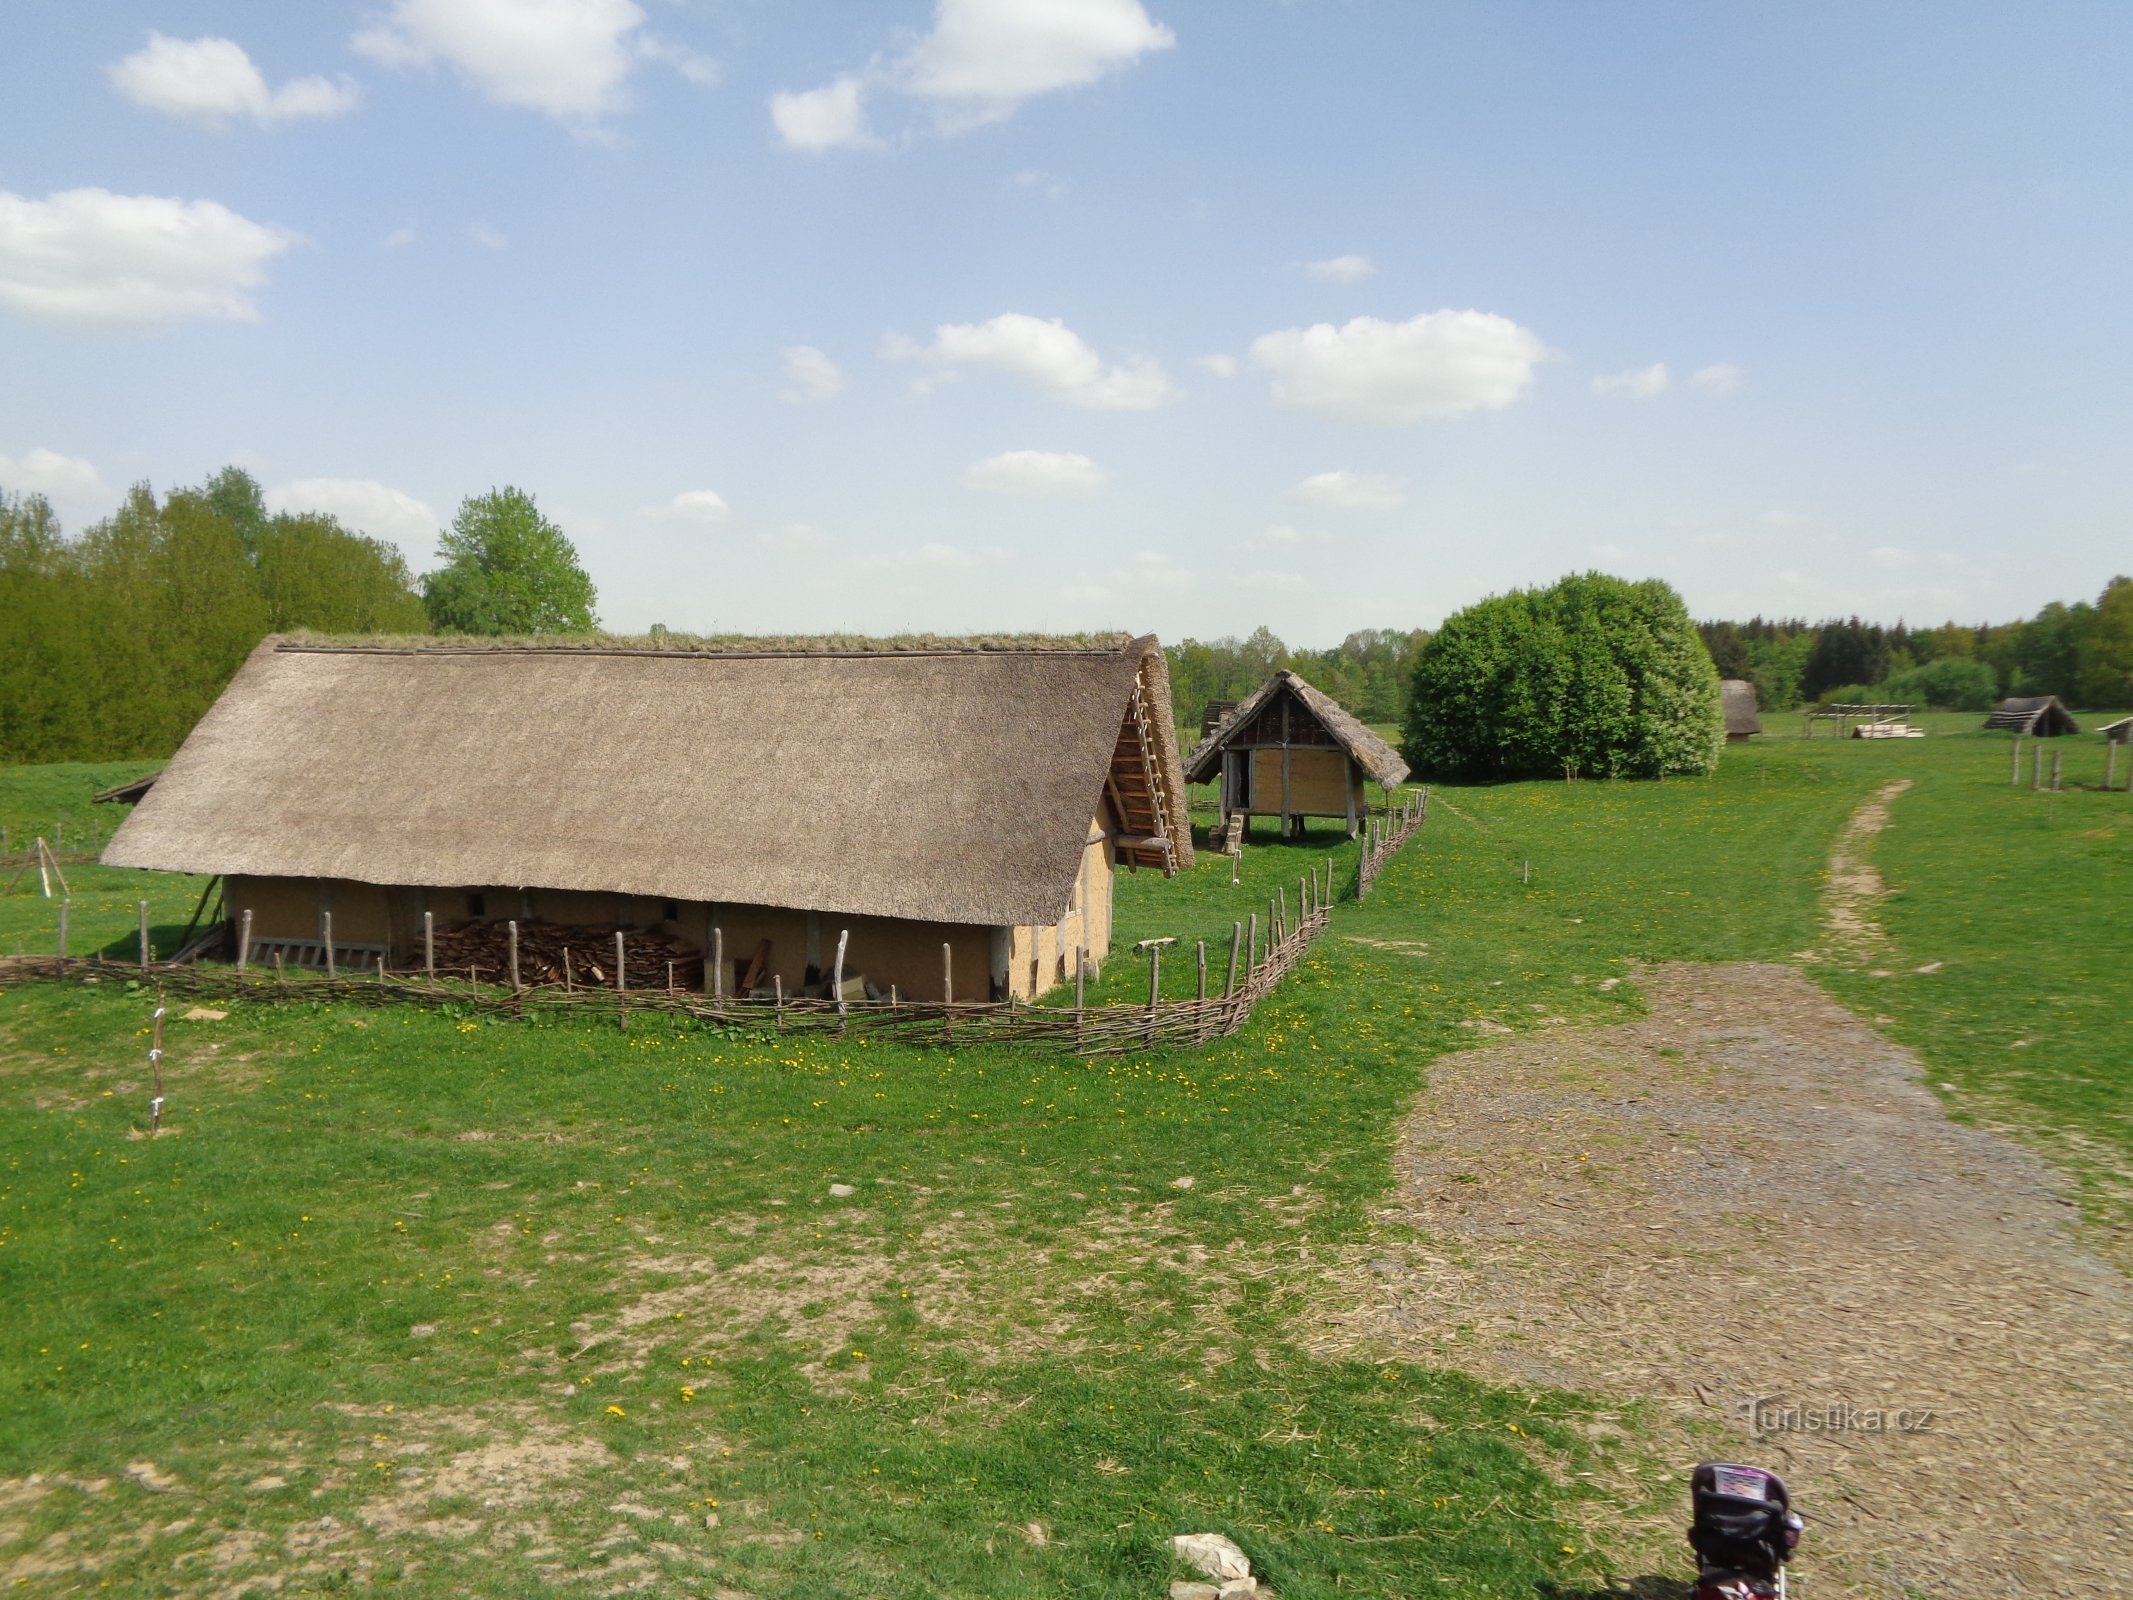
[{"xmin": 425, "ymin": 920, "xmax": 705, "ymax": 990}]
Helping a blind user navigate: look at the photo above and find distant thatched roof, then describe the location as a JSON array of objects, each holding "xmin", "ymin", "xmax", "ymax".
[
  {"xmin": 94, "ymin": 770, "xmax": 162, "ymax": 805},
  {"xmin": 106, "ymin": 635, "xmax": 1192, "ymax": 926},
  {"xmin": 2101, "ymin": 717, "xmax": 2132, "ymax": 743},
  {"xmin": 1721, "ymin": 679, "xmax": 1763, "ymax": 737},
  {"xmin": 1182, "ymin": 670, "xmax": 1410, "ymax": 788},
  {"xmin": 1984, "ymin": 696, "xmax": 2079, "ymax": 736}
]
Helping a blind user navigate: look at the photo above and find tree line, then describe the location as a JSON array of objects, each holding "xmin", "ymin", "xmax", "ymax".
[
  {"xmin": 1168, "ymin": 627, "xmax": 1431, "ymax": 733},
  {"xmin": 1698, "ymin": 580, "xmax": 2133, "ymax": 714},
  {"xmin": 0, "ymin": 468, "xmax": 598, "ymax": 764}
]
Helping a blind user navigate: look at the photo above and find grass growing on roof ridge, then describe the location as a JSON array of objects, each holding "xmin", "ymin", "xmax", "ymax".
[
  {"xmin": 275, "ymin": 628, "xmax": 1141, "ymax": 654},
  {"xmin": 8, "ymin": 734, "xmax": 2107, "ymax": 1596}
]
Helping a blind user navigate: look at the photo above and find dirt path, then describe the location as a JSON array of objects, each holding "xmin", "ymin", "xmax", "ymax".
[
  {"xmin": 1808, "ymin": 777, "xmax": 1912, "ymax": 967},
  {"xmin": 1312, "ymin": 786, "xmax": 2133, "ymax": 1599}
]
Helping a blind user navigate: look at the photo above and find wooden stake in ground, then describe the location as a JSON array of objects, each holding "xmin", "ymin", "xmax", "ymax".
[
  {"xmin": 148, "ymin": 1002, "xmax": 165, "ymax": 1138},
  {"xmin": 832, "ymin": 927, "xmax": 850, "ymax": 1028},
  {"xmin": 323, "ymin": 911, "xmax": 336, "ymax": 979},
  {"xmin": 508, "ymin": 920, "xmax": 522, "ymax": 992},
  {"xmin": 423, "ymin": 911, "xmax": 435, "ymax": 987},
  {"xmin": 56, "ymin": 900, "xmax": 69, "ymax": 969},
  {"xmin": 941, "ymin": 942, "xmax": 954, "ymax": 1042},
  {"xmin": 711, "ymin": 926, "xmax": 725, "ymax": 1001},
  {"xmin": 137, "ymin": 900, "xmax": 151, "ymax": 970},
  {"xmin": 237, "ymin": 909, "xmax": 252, "ymax": 974},
  {"xmin": 2012, "ymin": 737, "xmax": 2023, "ymax": 786},
  {"xmin": 1074, "ymin": 956, "xmax": 1086, "ymax": 1052},
  {"xmin": 1226, "ymin": 922, "xmax": 1241, "ymax": 999}
]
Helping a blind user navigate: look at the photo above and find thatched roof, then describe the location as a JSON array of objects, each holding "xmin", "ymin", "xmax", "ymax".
[
  {"xmin": 105, "ymin": 635, "xmax": 1192, "ymax": 926},
  {"xmin": 1721, "ymin": 679, "xmax": 1763, "ymax": 736},
  {"xmin": 2100, "ymin": 717, "xmax": 2132, "ymax": 742},
  {"xmin": 1984, "ymin": 696, "xmax": 2079, "ymax": 736},
  {"xmin": 94, "ymin": 770, "xmax": 162, "ymax": 805},
  {"xmin": 1182, "ymin": 670, "xmax": 1410, "ymax": 788}
]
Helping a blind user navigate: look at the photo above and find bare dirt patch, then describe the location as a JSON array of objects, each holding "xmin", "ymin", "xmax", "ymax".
[
  {"xmin": 1808, "ymin": 777, "xmax": 1911, "ymax": 965},
  {"xmin": 1313, "ymin": 960, "xmax": 2133, "ymax": 1598}
]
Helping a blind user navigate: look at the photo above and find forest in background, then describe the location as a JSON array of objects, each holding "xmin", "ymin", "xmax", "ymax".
[{"xmin": 4, "ymin": 467, "xmax": 2128, "ymax": 765}]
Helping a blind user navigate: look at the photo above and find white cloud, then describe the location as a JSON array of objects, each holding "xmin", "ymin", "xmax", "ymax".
[
  {"xmin": 1289, "ymin": 469, "xmax": 1405, "ymax": 511},
  {"xmin": 771, "ymin": 76, "xmax": 876, "ymax": 151},
  {"xmin": 0, "ymin": 447, "xmax": 102, "ymax": 500},
  {"xmin": 1251, "ymin": 524, "xmax": 1320, "ymax": 550},
  {"xmin": 649, "ymin": 489, "xmax": 731, "ymax": 525},
  {"xmin": 1194, "ymin": 354, "xmax": 1238, "ymax": 379},
  {"xmin": 352, "ymin": 0, "xmax": 703, "ymax": 126},
  {"xmin": 1011, "ymin": 168, "xmax": 1067, "ymax": 198},
  {"xmin": 759, "ymin": 522, "xmax": 831, "ymax": 554},
  {"xmin": 1249, "ymin": 309, "xmax": 1548, "ymax": 425},
  {"xmin": 0, "ymin": 188, "xmax": 295, "ymax": 327},
  {"xmin": 860, "ymin": 541, "xmax": 1006, "ymax": 572},
  {"xmin": 885, "ymin": 311, "xmax": 1176, "ymax": 410},
  {"xmin": 1869, "ymin": 546, "xmax": 1913, "ymax": 570},
  {"xmin": 108, "ymin": 33, "xmax": 360, "ymax": 127},
  {"xmin": 382, "ymin": 225, "xmax": 417, "ymax": 248},
  {"xmin": 466, "ymin": 220, "xmax": 508, "ymax": 250},
  {"xmin": 774, "ymin": 0, "xmax": 1173, "ymax": 148},
  {"xmin": 1233, "ymin": 569, "xmax": 1307, "ymax": 592},
  {"xmin": 898, "ymin": 0, "xmax": 1174, "ymax": 128},
  {"xmin": 1590, "ymin": 542, "xmax": 1628, "ymax": 561},
  {"xmin": 778, "ymin": 345, "xmax": 845, "ymax": 405},
  {"xmin": 264, "ymin": 478, "xmax": 438, "ymax": 545},
  {"xmin": 1592, "ymin": 362, "xmax": 1669, "ymax": 399},
  {"xmin": 633, "ymin": 34, "xmax": 719, "ymax": 87},
  {"xmin": 1305, "ymin": 254, "xmax": 1374, "ymax": 284},
  {"xmin": 1691, "ymin": 361, "xmax": 1745, "ymax": 395},
  {"xmin": 963, "ymin": 449, "xmax": 1105, "ymax": 496},
  {"xmin": 1063, "ymin": 549, "xmax": 1190, "ymax": 605}
]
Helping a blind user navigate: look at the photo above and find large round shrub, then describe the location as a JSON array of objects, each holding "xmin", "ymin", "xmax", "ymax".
[{"xmin": 1400, "ymin": 573, "xmax": 1725, "ymax": 780}]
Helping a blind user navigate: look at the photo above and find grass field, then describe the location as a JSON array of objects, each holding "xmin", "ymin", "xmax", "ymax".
[
  {"xmin": 1810, "ymin": 713, "xmax": 2133, "ymax": 1248},
  {"xmin": 1, "ymin": 723, "xmax": 2124, "ymax": 1596}
]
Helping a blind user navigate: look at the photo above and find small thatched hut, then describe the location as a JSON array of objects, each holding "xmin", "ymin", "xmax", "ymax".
[
  {"xmin": 103, "ymin": 634, "xmax": 1192, "ymax": 1001},
  {"xmin": 1721, "ymin": 679, "xmax": 1763, "ymax": 742},
  {"xmin": 1184, "ymin": 669, "xmax": 1408, "ymax": 839},
  {"xmin": 1984, "ymin": 696, "xmax": 2079, "ymax": 736}
]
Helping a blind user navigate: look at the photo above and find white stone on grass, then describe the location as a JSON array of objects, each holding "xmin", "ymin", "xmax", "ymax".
[{"xmin": 1172, "ymin": 1531, "xmax": 1251, "ymax": 1581}]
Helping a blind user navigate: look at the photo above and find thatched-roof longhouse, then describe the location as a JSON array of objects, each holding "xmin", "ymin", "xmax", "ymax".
[
  {"xmin": 1721, "ymin": 679, "xmax": 1763, "ymax": 742},
  {"xmin": 1184, "ymin": 670, "xmax": 1409, "ymax": 839},
  {"xmin": 103, "ymin": 635, "xmax": 1192, "ymax": 1001},
  {"xmin": 1985, "ymin": 696, "xmax": 2079, "ymax": 737}
]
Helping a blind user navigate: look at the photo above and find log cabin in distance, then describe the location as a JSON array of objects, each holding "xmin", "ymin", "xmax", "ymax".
[
  {"xmin": 101, "ymin": 634, "xmax": 1193, "ymax": 1002},
  {"xmin": 1185, "ymin": 669, "xmax": 1409, "ymax": 842}
]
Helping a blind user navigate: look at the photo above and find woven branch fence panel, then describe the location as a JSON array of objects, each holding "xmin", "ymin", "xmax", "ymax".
[
  {"xmin": 1356, "ymin": 788, "xmax": 1428, "ymax": 900},
  {"xmin": 2, "ymin": 814, "xmax": 1429, "ymax": 1057}
]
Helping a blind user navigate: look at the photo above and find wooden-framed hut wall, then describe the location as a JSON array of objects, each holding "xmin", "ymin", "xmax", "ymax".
[
  {"xmin": 104, "ymin": 634, "xmax": 1192, "ymax": 1003},
  {"xmin": 1183, "ymin": 670, "xmax": 1410, "ymax": 840}
]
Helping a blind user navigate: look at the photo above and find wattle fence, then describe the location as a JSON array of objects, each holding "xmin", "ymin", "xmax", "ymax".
[
  {"xmin": 0, "ymin": 805, "xmax": 1428, "ymax": 1058},
  {"xmin": 1356, "ymin": 789, "xmax": 1428, "ymax": 900}
]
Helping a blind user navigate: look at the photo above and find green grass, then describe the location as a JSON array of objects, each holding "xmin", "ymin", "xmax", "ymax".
[
  {"xmin": 0, "ymin": 731, "xmax": 2119, "ymax": 1596},
  {"xmin": 1809, "ymin": 716, "xmax": 2133, "ymax": 1244}
]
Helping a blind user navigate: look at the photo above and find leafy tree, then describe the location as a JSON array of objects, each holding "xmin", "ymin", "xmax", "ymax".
[
  {"xmin": 197, "ymin": 464, "xmax": 270, "ymax": 556},
  {"xmin": 254, "ymin": 513, "xmax": 428, "ymax": 633},
  {"xmin": 1402, "ymin": 573, "xmax": 1723, "ymax": 781},
  {"xmin": 1880, "ymin": 657, "xmax": 1997, "ymax": 711},
  {"xmin": 422, "ymin": 487, "xmax": 597, "ymax": 635},
  {"xmin": 1800, "ymin": 618, "xmax": 1891, "ymax": 700},
  {"xmin": 2072, "ymin": 576, "xmax": 2133, "ymax": 707},
  {"xmin": 1698, "ymin": 620, "xmax": 1753, "ymax": 679}
]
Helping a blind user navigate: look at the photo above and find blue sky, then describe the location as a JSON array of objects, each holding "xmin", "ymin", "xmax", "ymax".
[{"xmin": 2, "ymin": 1, "xmax": 2128, "ymax": 642}]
